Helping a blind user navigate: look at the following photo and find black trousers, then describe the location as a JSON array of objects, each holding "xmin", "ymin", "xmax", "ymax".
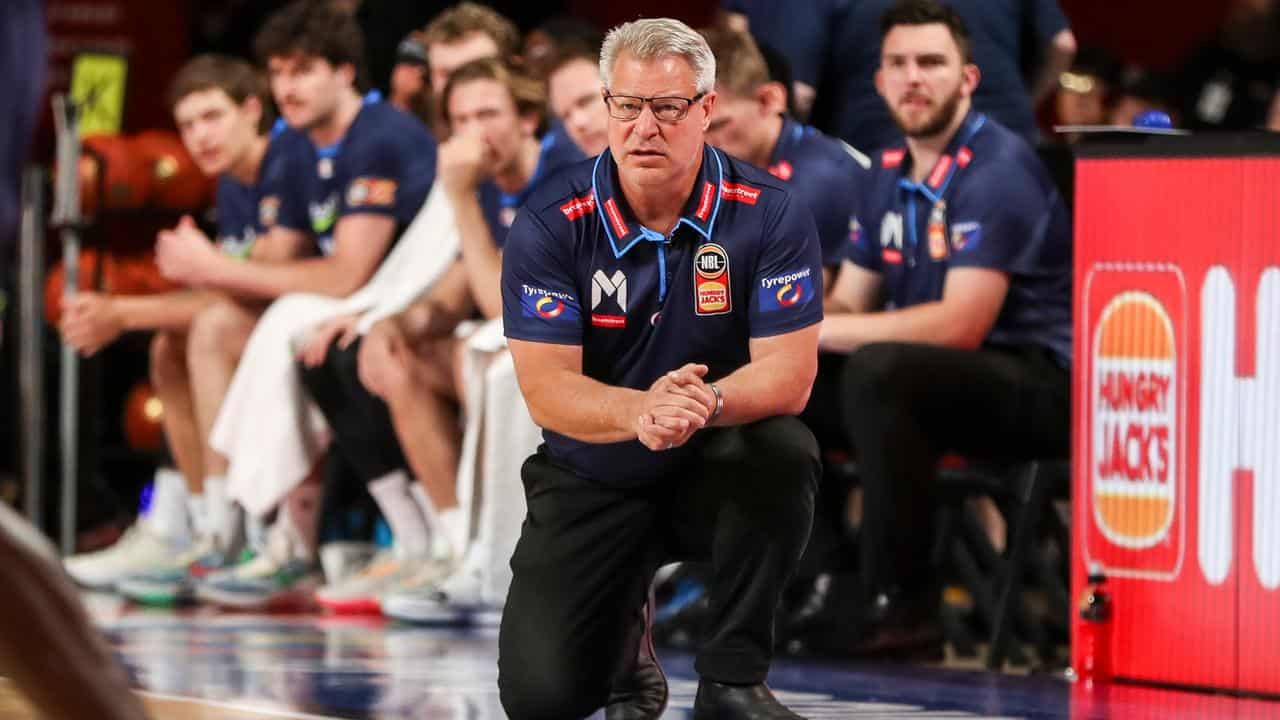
[
  {"xmin": 297, "ymin": 338, "xmax": 407, "ymax": 482},
  {"xmin": 840, "ymin": 342, "xmax": 1070, "ymax": 603},
  {"xmin": 497, "ymin": 416, "xmax": 819, "ymax": 720}
]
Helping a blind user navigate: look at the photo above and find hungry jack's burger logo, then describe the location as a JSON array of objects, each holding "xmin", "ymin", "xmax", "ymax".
[
  {"xmin": 694, "ymin": 243, "xmax": 731, "ymax": 316},
  {"xmin": 1091, "ymin": 291, "xmax": 1178, "ymax": 549}
]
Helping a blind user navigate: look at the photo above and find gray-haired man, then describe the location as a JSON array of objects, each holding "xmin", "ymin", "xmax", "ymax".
[{"xmin": 496, "ymin": 17, "xmax": 821, "ymax": 720}]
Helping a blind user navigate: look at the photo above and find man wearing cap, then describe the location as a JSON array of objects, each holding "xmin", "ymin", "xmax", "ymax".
[
  {"xmin": 498, "ymin": 17, "xmax": 821, "ymax": 720},
  {"xmin": 389, "ymin": 32, "xmax": 431, "ymax": 122}
]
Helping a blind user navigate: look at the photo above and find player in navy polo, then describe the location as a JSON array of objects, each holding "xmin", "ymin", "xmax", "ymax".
[
  {"xmin": 701, "ymin": 26, "xmax": 870, "ymax": 293},
  {"xmin": 498, "ymin": 18, "xmax": 820, "ymax": 720},
  {"xmin": 816, "ymin": 0, "xmax": 1071, "ymax": 657}
]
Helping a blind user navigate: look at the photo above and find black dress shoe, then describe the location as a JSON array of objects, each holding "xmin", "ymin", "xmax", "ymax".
[
  {"xmin": 607, "ymin": 592, "xmax": 668, "ymax": 720},
  {"xmin": 692, "ymin": 681, "xmax": 804, "ymax": 720}
]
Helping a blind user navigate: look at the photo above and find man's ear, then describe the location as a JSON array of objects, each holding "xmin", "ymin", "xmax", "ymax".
[
  {"xmin": 962, "ymin": 62, "xmax": 981, "ymax": 97},
  {"xmin": 700, "ymin": 90, "xmax": 718, "ymax": 132},
  {"xmin": 757, "ymin": 81, "xmax": 788, "ymax": 116}
]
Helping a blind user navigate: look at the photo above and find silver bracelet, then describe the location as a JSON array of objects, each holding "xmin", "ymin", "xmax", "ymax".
[{"xmin": 708, "ymin": 382, "xmax": 723, "ymax": 425}]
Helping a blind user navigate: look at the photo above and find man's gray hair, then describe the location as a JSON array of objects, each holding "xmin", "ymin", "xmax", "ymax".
[{"xmin": 599, "ymin": 18, "xmax": 716, "ymax": 95}]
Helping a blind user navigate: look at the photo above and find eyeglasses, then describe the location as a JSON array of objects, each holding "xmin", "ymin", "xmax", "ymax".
[{"xmin": 603, "ymin": 92, "xmax": 706, "ymax": 123}]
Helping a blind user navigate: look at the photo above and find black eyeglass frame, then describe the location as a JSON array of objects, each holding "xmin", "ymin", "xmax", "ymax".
[{"xmin": 602, "ymin": 91, "xmax": 708, "ymax": 122}]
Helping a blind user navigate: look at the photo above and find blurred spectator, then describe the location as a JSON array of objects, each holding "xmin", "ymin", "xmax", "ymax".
[
  {"xmin": 547, "ymin": 43, "xmax": 609, "ymax": 156},
  {"xmin": 523, "ymin": 16, "xmax": 604, "ymax": 79},
  {"xmin": 718, "ymin": 0, "xmax": 848, "ymax": 120},
  {"xmin": 814, "ymin": 0, "xmax": 1071, "ymax": 658},
  {"xmin": 701, "ymin": 26, "xmax": 870, "ymax": 291},
  {"xmin": 1109, "ymin": 66, "xmax": 1181, "ymax": 127},
  {"xmin": 421, "ymin": 3, "xmax": 523, "ymax": 135},
  {"xmin": 822, "ymin": 0, "xmax": 1077, "ymax": 151},
  {"xmin": 390, "ymin": 32, "xmax": 433, "ymax": 123},
  {"xmin": 1178, "ymin": 0, "xmax": 1280, "ymax": 131},
  {"xmin": 1055, "ymin": 47, "xmax": 1118, "ymax": 139}
]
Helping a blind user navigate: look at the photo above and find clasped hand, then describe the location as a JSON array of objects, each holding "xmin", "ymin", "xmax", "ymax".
[{"xmin": 635, "ymin": 363, "xmax": 717, "ymax": 452}]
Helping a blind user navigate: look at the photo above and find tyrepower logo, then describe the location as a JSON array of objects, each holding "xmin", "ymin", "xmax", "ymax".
[{"xmin": 1083, "ymin": 265, "xmax": 1185, "ymax": 579}]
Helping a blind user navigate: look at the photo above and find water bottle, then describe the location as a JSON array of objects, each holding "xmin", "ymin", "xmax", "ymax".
[{"xmin": 1076, "ymin": 563, "xmax": 1113, "ymax": 683}]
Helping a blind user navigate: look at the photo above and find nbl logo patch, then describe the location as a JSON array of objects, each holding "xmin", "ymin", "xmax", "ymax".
[
  {"xmin": 758, "ymin": 267, "xmax": 815, "ymax": 312},
  {"xmin": 694, "ymin": 243, "xmax": 731, "ymax": 316}
]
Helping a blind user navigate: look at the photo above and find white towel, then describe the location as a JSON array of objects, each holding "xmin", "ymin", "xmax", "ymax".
[
  {"xmin": 212, "ymin": 185, "xmax": 460, "ymax": 517},
  {"xmin": 452, "ymin": 320, "xmax": 540, "ymax": 605}
]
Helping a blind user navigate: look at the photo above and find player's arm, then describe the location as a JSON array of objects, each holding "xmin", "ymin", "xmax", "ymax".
[
  {"xmin": 249, "ymin": 224, "xmax": 311, "ymax": 262},
  {"xmin": 819, "ymin": 266, "xmax": 1008, "ymax": 352},
  {"xmin": 104, "ymin": 291, "xmax": 218, "ymax": 330},
  {"xmin": 441, "ymin": 131, "xmax": 504, "ymax": 320},
  {"xmin": 824, "ymin": 259, "xmax": 881, "ymax": 313},
  {"xmin": 201, "ymin": 214, "xmax": 394, "ymax": 298}
]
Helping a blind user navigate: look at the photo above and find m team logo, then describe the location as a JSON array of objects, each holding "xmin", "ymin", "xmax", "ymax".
[
  {"xmin": 590, "ymin": 269, "xmax": 627, "ymax": 328},
  {"xmin": 694, "ymin": 243, "xmax": 731, "ymax": 316},
  {"xmin": 1091, "ymin": 290, "xmax": 1178, "ymax": 550}
]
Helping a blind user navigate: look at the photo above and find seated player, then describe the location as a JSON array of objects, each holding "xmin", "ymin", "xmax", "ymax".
[
  {"xmin": 295, "ymin": 57, "xmax": 582, "ymax": 615},
  {"xmin": 815, "ymin": 0, "xmax": 1072, "ymax": 658},
  {"xmin": 419, "ymin": 2, "xmax": 522, "ymax": 136},
  {"xmin": 60, "ymin": 55, "xmax": 309, "ymax": 601}
]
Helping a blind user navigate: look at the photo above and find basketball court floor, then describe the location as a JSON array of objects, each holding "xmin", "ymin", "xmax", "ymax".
[{"xmin": 0, "ymin": 593, "xmax": 1269, "ymax": 719}]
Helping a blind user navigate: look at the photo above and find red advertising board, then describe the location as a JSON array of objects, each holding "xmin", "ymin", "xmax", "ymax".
[{"xmin": 1072, "ymin": 153, "xmax": 1280, "ymax": 695}]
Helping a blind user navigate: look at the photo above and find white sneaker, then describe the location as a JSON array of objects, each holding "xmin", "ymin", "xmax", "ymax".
[
  {"xmin": 315, "ymin": 549, "xmax": 430, "ymax": 615},
  {"xmin": 194, "ymin": 549, "xmax": 321, "ymax": 610},
  {"xmin": 115, "ymin": 535, "xmax": 221, "ymax": 606},
  {"xmin": 63, "ymin": 523, "xmax": 188, "ymax": 591},
  {"xmin": 380, "ymin": 564, "xmax": 502, "ymax": 626}
]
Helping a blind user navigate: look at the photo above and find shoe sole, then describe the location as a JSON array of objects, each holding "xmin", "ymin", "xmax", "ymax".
[
  {"xmin": 196, "ymin": 586, "xmax": 315, "ymax": 612},
  {"xmin": 117, "ymin": 581, "xmax": 192, "ymax": 607}
]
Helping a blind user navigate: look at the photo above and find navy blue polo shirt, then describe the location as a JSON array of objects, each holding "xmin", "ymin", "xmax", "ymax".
[
  {"xmin": 825, "ymin": 0, "xmax": 1070, "ymax": 151},
  {"xmin": 277, "ymin": 97, "xmax": 438, "ymax": 255},
  {"xmin": 766, "ymin": 115, "xmax": 871, "ymax": 267},
  {"xmin": 214, "ymin": 123, "xmax": 311, "ymax": 259},
  {"xmin": 478, "ymin": 131, "xmax": 585, "ymax": 248},
  {"xmin": 846, "ymin": 112, "xmax": 1072, "ymax": 364},
  {"xmin": 502, "ymin": 145, "xmax": 824, "ymax": 485}
]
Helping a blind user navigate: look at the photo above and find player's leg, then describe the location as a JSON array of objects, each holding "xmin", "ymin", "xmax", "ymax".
[
  {"xmin": 149, "ymin": 330, "xmax": 203, "ymax": 493},
  {"xmin": 839, "ymin": 341, "xmax": 1069, "ymax": 653},
  {"xmin": 186, "ymin": 298, "xmax": 261, "ymax": 481}
]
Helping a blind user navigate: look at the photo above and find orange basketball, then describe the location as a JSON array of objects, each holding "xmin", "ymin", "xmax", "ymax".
[
  {"xmin": 134, "ymin": 130, "xmax": 215, "ymax": 211},
  {"xmin": 123, "ymin": 380, "xmax": 165, "ymax": 452},
  {"xmin": 74, "ymin": 134, "xmax": 152, "ymax": 215}
]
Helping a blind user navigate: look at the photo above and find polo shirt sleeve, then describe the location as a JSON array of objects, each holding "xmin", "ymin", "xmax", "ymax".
[
  {"xmin": 501, "ymin": 209, "xmax": 584, "ymax": 345},
  {"xmin": 748, "ymin": 192, "xmax": 824, "ymax": 338},
  {"xmin": 947, "ymin": 163, "xmax": 1057, "ymax": 274},
  {"xmin": 338, "ymin": 134, "xmax": 402, "ymax": 219}
]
